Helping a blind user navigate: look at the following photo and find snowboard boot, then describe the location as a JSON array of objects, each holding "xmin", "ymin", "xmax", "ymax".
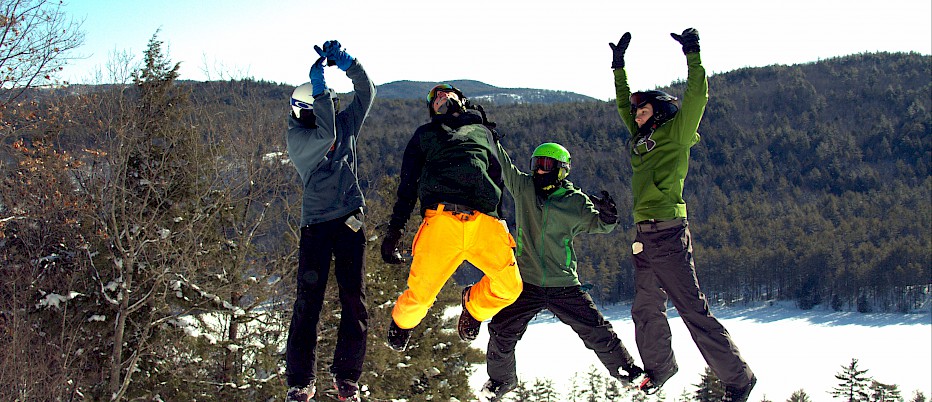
[
  {"xmin": 386, "ymin": 319, "xmax": 412, "ymax": 352},
  {"xmin": 637, "ymin": 365, "xmax": 678, "ymax": 395},
  {"xmin": 478, "ymin": 378, "xmax": 517, "ymax": 402},
  {"xmin": 613, "ymin": 363, "xmax": 646, "ymax": 387},
  {"xmin": 722, "ymin": 375, "xmax": 757, "ymax": 402},
  {"xmin": 333, "ymin": 377, "xmax": 360, "ymax": 402},
  {"xmin": 286, "ymin": 385, "xmax": 315, "ymax": 402},
  {"xmin": 457, "ymin": 285, "xmax": 481, "ymax": 341}
]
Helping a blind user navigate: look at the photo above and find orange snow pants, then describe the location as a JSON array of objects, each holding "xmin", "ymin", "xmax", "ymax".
[{"xmin": 391, "ymin": 204, "xmax": 522, "ymax": 329}]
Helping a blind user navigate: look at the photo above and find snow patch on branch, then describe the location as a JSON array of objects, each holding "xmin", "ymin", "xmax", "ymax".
[{"xmin": 36, "ymin": 291, "xmax": 84, "ymax": 309}]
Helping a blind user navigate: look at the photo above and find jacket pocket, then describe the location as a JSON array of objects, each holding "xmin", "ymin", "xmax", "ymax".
[{"xmin": 410, "ymin": 218, "xmax": 430, "ymax": 257}]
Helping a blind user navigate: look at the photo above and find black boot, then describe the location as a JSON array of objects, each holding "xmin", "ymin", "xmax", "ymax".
[
  {"xmin": 458, "ymin": 286, "xmax": 481, "ymax": 341},
  {"xmin": 386, "ymin": 319, "xmax": 412, "ymax": 352},
  {"xmin": 332, "ymin": 377, "xmax": 359, "ymax": 401},
  {"xmin": 637, "ymin": 365, "xmax": 678, "ymax": 395},
  {"xmin": 723, "ymin": 375, "xmax": 757, "ymax": 402},
  {"xmin": 613, "ymin": 363, "xmax": 645, "ymax": 386},
  {"xmin": 479, "ymin": 378, "xmax": 517, "ymax": 402}
]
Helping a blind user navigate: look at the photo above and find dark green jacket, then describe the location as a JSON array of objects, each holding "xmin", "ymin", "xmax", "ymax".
[
  {"xmin": 388, "ymin": 111, "xmax": 504, "ymax": 231},
  {"xmin": 613, "ymin": 52, "xmax": 708, "ymax": 223},
  {"xmin": 497, "ymin": 142, "xmax": 615, "ymax": 287}
]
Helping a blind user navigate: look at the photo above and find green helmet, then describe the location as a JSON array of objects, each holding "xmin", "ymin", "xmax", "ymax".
[{"xmin": 530, "ymin": 142, "xmax": 571, "ymax": 180}]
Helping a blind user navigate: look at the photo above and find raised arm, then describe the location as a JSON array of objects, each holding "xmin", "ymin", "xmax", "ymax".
[
  {"xmin": 319, "ymin": 40, "xmax": 376, "ymax": 134},
  {"xmin": 668, "ymin": 28, "xmax": 708, "ymax": 145},
  {"xmin": 610, "ymin": 32, "xmax": 638, "ymax": 136}
]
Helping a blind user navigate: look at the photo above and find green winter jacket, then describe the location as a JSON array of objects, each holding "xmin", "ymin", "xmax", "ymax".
[
  {"xmin": 496, "ymin": 141, "xmax": 616, "ymax": 287},
  {"xmin": 613, "ymin": 52, "xmax": 708, "ymax": 223}
]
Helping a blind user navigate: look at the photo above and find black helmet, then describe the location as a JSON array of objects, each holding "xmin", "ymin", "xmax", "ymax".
[
  {"xmin": 630, "ymin": 90, "xmax": 679, "ymax": 126},
  {"xmin": 427, "ymin": 84, "xmax": 467, "ymax": 116}
]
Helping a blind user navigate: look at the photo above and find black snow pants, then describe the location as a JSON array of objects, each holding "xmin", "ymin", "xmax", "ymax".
[
  {"xmin": 631, "ymin": 218, "xmax": 754, "ymax": 388},
  {"xmin": 286, "ymin": 213, "xmax": 368, "ymax": 388},
  {"xmin": 486, "ymin": 282, "xmax": 638, "ymax": 383}
]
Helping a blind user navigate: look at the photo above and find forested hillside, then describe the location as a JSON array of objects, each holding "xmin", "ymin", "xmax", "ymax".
[
  {"xmin": 362, "ymin": 52, "xmax": 930, "ymax": 313},
  {"xmin": 1, "ymin": 49, "xmax": 928, "ymax": 400}
]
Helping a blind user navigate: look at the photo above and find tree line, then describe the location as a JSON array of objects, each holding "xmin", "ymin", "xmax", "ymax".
[{"xmin": 497, "ymin": 358, "xmax": 926, "ymax": 402}]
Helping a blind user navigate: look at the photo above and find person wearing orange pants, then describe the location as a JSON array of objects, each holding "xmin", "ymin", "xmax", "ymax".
[
  {"xmin": 381, "ymin": 84, "xmax": 522, "ymax": 351},
  {"xmin": 392, "ymin": 205, "xmax": 522, "ymax": 330}
]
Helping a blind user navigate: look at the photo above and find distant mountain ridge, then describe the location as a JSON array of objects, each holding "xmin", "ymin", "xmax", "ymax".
[{"xmin": 374, "ymin": 79, "xmax": 599, "ymax": 104}]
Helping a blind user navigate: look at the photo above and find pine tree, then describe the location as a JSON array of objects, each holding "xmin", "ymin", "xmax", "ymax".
[
  {"xmin": 604, "ymin": 374, "xmax": 626, "ymax": 401},
  {"xmin": 585, "ymin": 365, "xmax": 605, "ymax": 402},
  {"xmin": 831, "ymin": 358, "xmax": 872, "ymax": 401},
  {"xmin": 910, "ymin": 391, "xmax": 927, "ymax": 402},
  {"xmin": 869, "ymin": 380, "xmax": 902, "ymax": 402},
  {"xmin": 694, "ymin": 367, "xmax": 725, "ymax": 402},
  {"xmin": 680, "ymin": 389, "xmax": 697, "ymax": 401},
  {"xmin": 533, "ymin": 378, "xmax": 560, "ymax": 402},
  {"xmin": 508, "ymin": 380, "xmax": 536, "ymax": 402},
  {"xmin": 787, "ymin": 389, "xmax": 813, "ymax": 402}
]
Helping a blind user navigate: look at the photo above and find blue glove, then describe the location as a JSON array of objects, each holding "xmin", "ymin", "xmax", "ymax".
[
  {"xmin": 322, "ymin": 40, "xmax": 354, "ymax": 71},
  {"xmin": 309, "ymin": 56, "xmax": 326, "ymax": 96}
]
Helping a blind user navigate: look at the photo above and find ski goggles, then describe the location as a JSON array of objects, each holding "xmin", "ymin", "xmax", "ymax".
[
  {"xmin": 629, "ymin": 92, "xmax": 677, "ymax": 113},
  {"xmin": 530, "ymin": 156, "xmax": 567, "ymax": 173},
  {"xmin": 427, "ymin": 84, "xmax": 456, "ymax": 105}
]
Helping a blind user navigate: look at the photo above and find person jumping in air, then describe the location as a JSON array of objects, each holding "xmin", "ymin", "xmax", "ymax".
[
  {"xmin": 610, "ymin": 28, "xmax": 757, "ymax": 402},
  {"xmin": 380, "ymin": 84, "xmax": 522, "ymax": 353},
  {"xmin": 478, "ymin": 141, "xmax": 644, "ymax": 401},
  {"xmin": 285, "ymin": 40, "xmax": 375, "ymax": 402}
]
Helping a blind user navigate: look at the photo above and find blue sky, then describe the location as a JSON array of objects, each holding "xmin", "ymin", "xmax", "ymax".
[{"xmin": 62, "ymin": 0, "xmax": 932, "ymax": 101}]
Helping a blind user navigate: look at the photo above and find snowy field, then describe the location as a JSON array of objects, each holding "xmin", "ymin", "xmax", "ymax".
[{"xmin": 463, "ymin": 301, "xmax": 932, "ymax": 401}]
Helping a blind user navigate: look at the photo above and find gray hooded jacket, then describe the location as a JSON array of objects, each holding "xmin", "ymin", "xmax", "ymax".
[{"xmin": 286, "ymin": 60, "xmax": 375, "ymax": 226}]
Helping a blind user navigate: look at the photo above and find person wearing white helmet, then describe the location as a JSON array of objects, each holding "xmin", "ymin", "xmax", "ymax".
[{"xmin": 285, "ymin": 40, "xmax": 375, "ymax": 402}]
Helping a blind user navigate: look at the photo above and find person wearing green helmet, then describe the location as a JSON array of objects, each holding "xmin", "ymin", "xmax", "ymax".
[
  {"xmin": 478, "ymin": 140, "xmax": 643, "ymax": 401},
  {"xmin": 610, "ymin": 29, "xmax": 756, "ymax": 402}
]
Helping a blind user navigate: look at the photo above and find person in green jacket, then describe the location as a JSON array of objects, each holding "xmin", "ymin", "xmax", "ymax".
[
  {"xmin": 478, "ymin": 141, "xmax": 643, "ymax": 401},
  {"xmin": 610, "ymin": 29, "xmax": 756, "ymax": 402}
]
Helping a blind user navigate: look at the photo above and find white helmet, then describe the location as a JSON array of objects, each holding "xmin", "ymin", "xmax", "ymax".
[{"xmin": 291, "ymin": 82, "xmax": 315, "ymax": 118}]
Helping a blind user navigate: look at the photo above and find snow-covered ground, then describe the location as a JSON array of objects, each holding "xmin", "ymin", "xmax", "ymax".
[{"xmin": 464, "ymin": 301, "xmax": 932, "ymax": 401}]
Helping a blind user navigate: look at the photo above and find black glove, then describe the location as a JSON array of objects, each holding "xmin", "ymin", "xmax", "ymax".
[
  {"xmin": 380, "ymin": 227, "xmax": 406, "ymax": 264},
  {"xmin": 590, "ymin": 190, "xmax": 618, "ymax": 224},
  {"xmin": 609, "ymin": 32, "xmax": 631, "ymax": 69},
  {"xmin": 671, "ymin": 28, "xmax": 700, "ymax": 55}
]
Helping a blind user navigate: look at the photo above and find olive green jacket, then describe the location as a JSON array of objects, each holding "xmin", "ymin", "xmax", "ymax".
[
  {"xmin": 497, "ymin": 142, "xmax": 615, "ymax": 287},
  {"xmin": 614, "ymin": 52, "xmax": 708, "ymax": 223}
]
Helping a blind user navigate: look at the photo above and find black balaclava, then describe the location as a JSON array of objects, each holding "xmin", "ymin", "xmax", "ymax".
[
  {"xmin": 533, "ymin": 170, "xmax": 561, "ymax": 196},
  {"xmin": 295, "ymin": 109, "xmax": 317, "ymax": 128}
]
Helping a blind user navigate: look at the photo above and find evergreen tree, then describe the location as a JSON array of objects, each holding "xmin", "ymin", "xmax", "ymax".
[
  {"xmin": 831, "ymin": 358, "xmax": 872, "ymax": 401},
  {"xmin": 788, "ymin": 389, "xmax": 813, "ymax": 402},
  {"xmin": 585, "ymin": 365, "xmax": 605, "ymax": 402},
  {"xmin": 507, "ymin": 380, "xmax": 536, "ymax": 402},
  {"xmin": 869, "ymin": 380, "xmax": 902, "ymax": 402},
  {"xmin": 909, "ymin": 391, "xmax": 927, "ymax": 402},
  {"xmin": 533, "ymin": 378, "xmax": 560, "ymax": 402},
  {"xmin": 694, "ymin": 367, "xmax": 725, "ymax": 402},
  {"xmin": 680, "ymin": 389, "xmax": 697, "ymax": 401}
]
